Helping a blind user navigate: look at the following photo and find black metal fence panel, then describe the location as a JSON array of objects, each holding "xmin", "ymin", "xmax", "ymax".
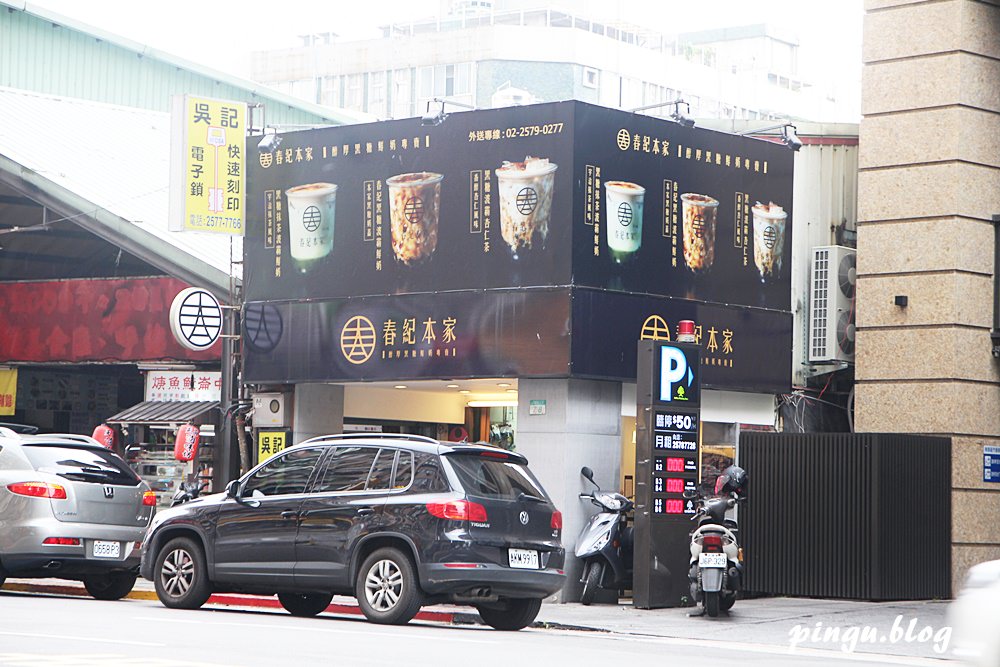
[{"xmin": 739, "ymin": 432, "xmax": 951, "ymax": 600}]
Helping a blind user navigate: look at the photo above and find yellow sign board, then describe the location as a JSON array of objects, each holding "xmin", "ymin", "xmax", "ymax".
[
  {"xmin": 0, "ymin": 368, "xmax": 16, "ymax": 416},
  {"xmin": 257, "ymin": 430, "xmax": 288, "ymax": 464},
  {"xmin": 169, "ymin": 95, "xmax": 246, "ymax": 235}
]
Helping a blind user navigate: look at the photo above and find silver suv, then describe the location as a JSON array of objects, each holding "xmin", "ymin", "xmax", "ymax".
[{"xmin": 0, "ymin": 428, "xmax": 156, "ymax": 599}]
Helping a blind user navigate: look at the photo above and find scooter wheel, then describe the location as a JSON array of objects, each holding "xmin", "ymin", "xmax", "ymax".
[
  {"xmin": 705, "ymin": 591, "xmax": 720, "ymax": 617},
  {"xmin": 580, "ymin": 562, "xmax": 602, "ymax": 606}
]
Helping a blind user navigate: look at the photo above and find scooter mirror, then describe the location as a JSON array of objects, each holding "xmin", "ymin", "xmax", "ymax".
[
  {"xmin": 682, "ymin": 488, "xmax": 698, "ymax": 500},
  {"xmin": 580, "ymin": 466, "xmax": 594, "ymax": 481}
]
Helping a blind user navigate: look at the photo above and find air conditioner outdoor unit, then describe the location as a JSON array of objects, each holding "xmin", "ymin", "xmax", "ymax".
[
  {"xmin": 808, "ymin": 245, "xmax": 856, "ymax": 364},
  {"xmin": 253, "ymin": 392, "xmax": 289, "ymax": 427}
]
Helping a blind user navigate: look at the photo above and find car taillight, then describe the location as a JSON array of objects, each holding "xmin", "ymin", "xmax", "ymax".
[
  {"xmin": 479, "ymin": 451, "xmax": 509, "ymax": 460},
  {"xmin": 7, "ymin": 482, "xmax": 67, "ymax": 499},
  {"xmin": 43, "ymin": 537, "xmax": 81, "ymax": 546},
  {"xmin": 142, "ymin": 491, "xmax": 157, "ymax": 507},
  {"xmin": 426, "ymin": 499, "xmax": 488, "ymax": 522},
  {"xmin": 550, "ymin": 510, "xmax": 563, "ymax": 530},
  {"xmin": 702, "ymin": 534, "xmax": 724, "ymax": 552}
]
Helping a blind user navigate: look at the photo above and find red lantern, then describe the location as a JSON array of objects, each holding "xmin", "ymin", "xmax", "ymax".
[
  {"xmin": 174, "ymin": 423, "xmax": 200, "ymax": 462},
  {"xmin": 91, "ymin": 423, "xmax": 116, "ymax": 450}
]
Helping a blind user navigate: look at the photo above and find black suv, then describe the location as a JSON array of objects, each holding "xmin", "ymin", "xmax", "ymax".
[{"xmin": 140, "ymin": 434, "xmax": 565, "ymax": 630}]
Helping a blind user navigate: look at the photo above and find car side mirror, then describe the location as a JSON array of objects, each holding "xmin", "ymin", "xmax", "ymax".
[{"xmin": 225, "ymin": 479, "xmax": 240, "ymax": 499}]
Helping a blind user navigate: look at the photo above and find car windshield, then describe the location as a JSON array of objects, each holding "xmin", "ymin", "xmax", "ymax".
[
  {"xmin": 446, "ymin": 454, "xmax": 547, "ymax": 501},
  {"xmin": 22, "ymin": 445, "xmax": 141, "ymax": 486}
]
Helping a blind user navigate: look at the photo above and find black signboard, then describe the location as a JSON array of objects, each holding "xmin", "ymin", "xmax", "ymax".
[
  {"xmin": 244, "ymin": 286, "xmax": 791, "ymax": 389},
  {"xmin": 571, "ymin": 288, "xmax": 791, "ymax": 393},
  {"xmin": 243, "ymin": 289, "xmax": 571, "ymax": 384},
  {"xmin": 244, "ymin": 101, "xmax": 793, "ymax": 312},
  {"xmin": 634, "ymin": 340, "xmax": 702, "ymax": 609}
]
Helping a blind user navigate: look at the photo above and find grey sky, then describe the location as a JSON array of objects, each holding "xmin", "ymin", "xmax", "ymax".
[{"xmin": 26, "ymin": 0, "xmax": 864, "ymax": 117}]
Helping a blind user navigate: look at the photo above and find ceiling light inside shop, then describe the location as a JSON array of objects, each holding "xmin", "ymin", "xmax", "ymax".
[
  {"xmin": 506, "ymin": 389, "xmax": 518, "ymax": 394},
  {"xmin": 394, "ymin": 385, "xmax": 407, "ymax": 389},
  {"xmin": 459, "ymin": 390, "xmax": 471, "ymax": 394},
  {"xmin": 446, "ymin": 384, "xmax": 459, "ymax": 388},
  {"xmin": 497, "ymin": 383, "xmax": 511, "ymax": 388}
]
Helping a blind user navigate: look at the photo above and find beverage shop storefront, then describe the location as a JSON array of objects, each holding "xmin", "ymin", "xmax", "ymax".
[{"xmin": 242, "ymin": 101, "xmax": 793, "ymax": 598}]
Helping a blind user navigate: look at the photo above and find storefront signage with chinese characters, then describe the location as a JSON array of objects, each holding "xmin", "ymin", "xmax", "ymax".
[
  {"xmin": 145, "ymin": 371, "xmax": 222, "ymax": 402},
  {"xmin": 0, "ymin": 368, "xmax": 16, "ymax": 416},
  {"xmin": 257, "ymin": 430, "xmax": 289, "ymax": 464},
  {"xmin": 170, "ymin": 95, "xmax": 246, "ymax": 235},
  {"xmin": 244, "ymin": 101, "xmax": 792, "ymax": 312}
]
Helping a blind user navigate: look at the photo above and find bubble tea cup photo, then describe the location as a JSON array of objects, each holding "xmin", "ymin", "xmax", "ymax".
[
  {"xmin": 286, "ymin": 182, "xmax": 337, "ymax": 272},
  {"xmin": 604, "ymin": 181, "xmax": 645, "ymax": 263},
  {"xmin": 681, "ymin": 193, "xmax": 719, "ymax": 273},
  {"xmin": 752, "ymin": 201, "xmax": 788, "ymax": 282},
  {"xmin": 496, "ymin": 156, "xmax": 557, "ymax": 260},
  {"xmin": 386, "ymin": 172, "xmax": 444, "ymax": 266}
]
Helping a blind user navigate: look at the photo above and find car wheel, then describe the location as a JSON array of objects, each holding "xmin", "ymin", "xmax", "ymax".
[
  {"xmin": 83, "ymin": 571, "xmax": 136, "ymax": 600},
  {"xmin": 154, "ymin": 536, "xmax": 212, "ymax": 610},
  {"xmin": 477, "ymin": 597, "xmax": 542, "ymax": 631},
  {"xmin": 355, "ymin": 547, "xmax": 423, "ymax": 625},
  {"xmin": 278, "ymin": 592, "xmax": 333, "ymax": 617},
  {"xmin": 580, "ymin": 561, "xmax": 602, "ymax": 606}
]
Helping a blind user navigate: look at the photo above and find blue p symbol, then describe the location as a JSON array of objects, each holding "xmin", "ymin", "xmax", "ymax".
[{"xmin": 660, "ymin": 346, "xmax": 689, "ymax": 401}]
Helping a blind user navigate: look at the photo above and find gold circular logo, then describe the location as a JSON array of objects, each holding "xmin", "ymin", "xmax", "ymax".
[
  {"xmin": 340, "ymin": 315, "xmax": 377, "ymax": 364},
  {"xmin": 259, "ymin": 152, "xmax": 273, "ymax": 169},
  {"xmin": 616, "ymin": 129, "xmax": 631, "ymax": 151},
  {"xmin": 640, "ymin": 315, "xmax": 671, "ymax": 341}
]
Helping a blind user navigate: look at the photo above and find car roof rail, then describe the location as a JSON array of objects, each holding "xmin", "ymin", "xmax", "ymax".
[
  {"xmin": 297, "ymin": 433, "xmax": 439, "ymax": 447},
  {"xmin": 41, "ymin": 433, "xmax": 105, "ymax": 447}
]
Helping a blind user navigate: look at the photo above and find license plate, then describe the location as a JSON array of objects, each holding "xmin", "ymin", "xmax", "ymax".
[
  {"xmin": 699, "ymin": 552, "xmax": 727, "ymax": 568},
  {"xmin": 508, "ymin": 548, "xmax": 539, "ymax": 569},
  {"xmin": 93, "ymin": 541, "xmax": 120, "ymax": 559}
]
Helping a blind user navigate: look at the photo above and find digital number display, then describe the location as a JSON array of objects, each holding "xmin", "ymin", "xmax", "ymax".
[
  {"xmin": 654, "ymin": 498, "xmax": 685, "ymax": 514},
  {"xmin": 666, "ymin": 457, "xmax": 685, "ymax": 472},
  {"xmin": 665, "ymin": 478, "xmax": 685, "ymax": 493}
]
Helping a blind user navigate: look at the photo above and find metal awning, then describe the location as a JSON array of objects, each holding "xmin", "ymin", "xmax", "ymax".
[{"xmin": 107, "ymin": 400, "xmax": 218, "ymax": 427}]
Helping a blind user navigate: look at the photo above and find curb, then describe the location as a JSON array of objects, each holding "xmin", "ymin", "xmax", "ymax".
[{"xmin": 3, "ymin": 581, "xmax": 580, "ymax": 629}]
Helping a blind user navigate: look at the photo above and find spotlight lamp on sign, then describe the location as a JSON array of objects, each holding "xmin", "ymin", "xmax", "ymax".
[{"xmin": 169, "ymin": 287, "xmax": 224, "ymax": 351}]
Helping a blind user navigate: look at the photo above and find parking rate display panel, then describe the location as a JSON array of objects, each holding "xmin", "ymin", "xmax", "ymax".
[{"xmin": 634, "ymin": 340, "xmax": 702, "ymax": 609}]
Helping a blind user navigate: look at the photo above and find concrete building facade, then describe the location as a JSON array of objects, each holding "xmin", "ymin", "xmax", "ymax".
[{"xmin": 857, "ymin": 0, "xmax": 1000, "ymax": 591}]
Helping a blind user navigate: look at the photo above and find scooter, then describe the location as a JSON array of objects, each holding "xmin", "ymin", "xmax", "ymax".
[
  {"xmin": 170, "ymin": 479, "xmax": 206, "ymax": 507},
  {"xmin": 685, "ymin": 465, "xmax": 747, "ymax": 618},
  {"xmin": 575, "ymin": 466, "xmax": 633, "ymax": 605}
]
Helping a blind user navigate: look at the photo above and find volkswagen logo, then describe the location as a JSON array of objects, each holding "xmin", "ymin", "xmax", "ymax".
[
  {"xmin": 519, "ymin": 511, "xmax": 529, "ymax": 525},
  {"xmin": 103, "ymin": 486, "xmax": 114, "ymax": 499}
]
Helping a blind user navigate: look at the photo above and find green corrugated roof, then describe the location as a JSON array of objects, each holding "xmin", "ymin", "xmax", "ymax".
[{"xmin": 0, "ymin": 1, "xmax": 369, "ymax": 127}]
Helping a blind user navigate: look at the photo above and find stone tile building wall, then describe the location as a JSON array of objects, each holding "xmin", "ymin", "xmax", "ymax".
[{"xmin": 858, "ymin": 0, "xmax": 1000, "ymax": 593}]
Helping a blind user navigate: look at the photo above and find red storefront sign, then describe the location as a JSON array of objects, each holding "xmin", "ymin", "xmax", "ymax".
[{"xmin": 0, "ymin": 277, "xmax": 220, "ymax": 363}]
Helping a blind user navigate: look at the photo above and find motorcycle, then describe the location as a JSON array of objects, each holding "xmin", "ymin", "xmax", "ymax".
[
  {"xmin": 685, "ymin": 465, "xmax": 747, "ymax": 617},
  {"xmin": 170, "ymin": 479, "xmax": 206, "ymax": 507},
  {"xmin": 575, "ymin": 466, "xmax": 633, "ymax": 605}
]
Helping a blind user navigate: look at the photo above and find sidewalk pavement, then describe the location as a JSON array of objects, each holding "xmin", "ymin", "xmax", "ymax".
[{"xmin": 3, "ymin": 578, "xmax": 958, "ymax": 662}]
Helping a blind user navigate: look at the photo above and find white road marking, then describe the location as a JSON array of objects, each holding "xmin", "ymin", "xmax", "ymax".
[{"xmin": 0, "ymin": 653, "xmax": 223, "ymax": 667}]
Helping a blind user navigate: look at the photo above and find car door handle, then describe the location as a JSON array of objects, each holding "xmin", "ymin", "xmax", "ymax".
[
  {"xmin": 356, "ymin": 507, "xmax": 375, "ymax": 516},
  {"xmin": 281, "ymin": 510, "xmax": 300, "ymax": 519}
]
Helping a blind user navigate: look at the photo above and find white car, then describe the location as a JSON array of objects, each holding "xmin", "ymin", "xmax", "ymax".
[{"xmin": 948, "ymin": 559, "xmax": 1000, "ymax": 665}]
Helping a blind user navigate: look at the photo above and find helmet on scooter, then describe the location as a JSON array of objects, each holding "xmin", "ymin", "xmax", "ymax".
[{"xmin": 714, "ymin": 465, "xmax": 747, "ymax": 495}]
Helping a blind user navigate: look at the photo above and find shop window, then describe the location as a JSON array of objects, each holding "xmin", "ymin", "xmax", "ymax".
[
  {"xmin": 314, "ymin": 446, "xmax": 379, "ymax": 493},
  {"xmin": 583, "ymin": 67, "xmax": 599, "ymax": 89},
  {"xmin": 700, "ymin": 422, "xmax": 737, "ymax": 496},
  {"xmin": 243, "ymin": 447, "xmax": 323, "ymax": 497}
]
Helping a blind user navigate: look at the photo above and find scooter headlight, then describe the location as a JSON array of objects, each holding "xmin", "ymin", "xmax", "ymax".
[{"xmin": 594, "ymin": 529, "xmax": 611, "ymax": 551}]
